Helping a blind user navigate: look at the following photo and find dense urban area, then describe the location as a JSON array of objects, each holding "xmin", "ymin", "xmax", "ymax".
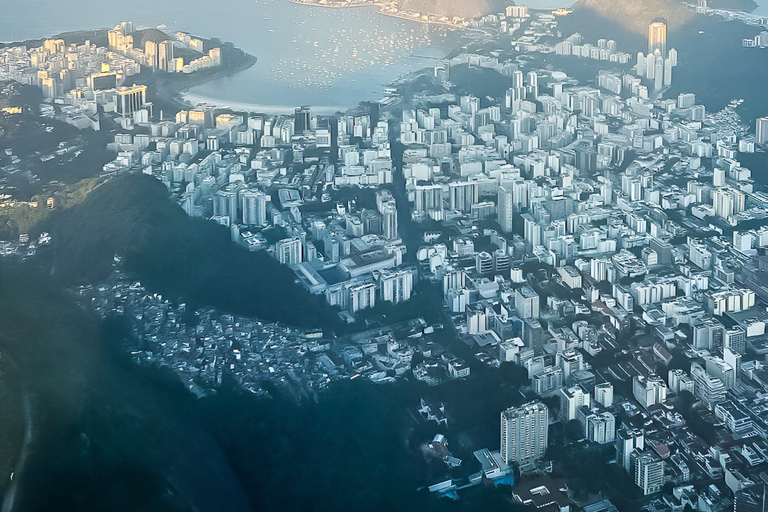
[{"xmin": 3, "ymin": 1, "xmax": 768, "ymax": 511}]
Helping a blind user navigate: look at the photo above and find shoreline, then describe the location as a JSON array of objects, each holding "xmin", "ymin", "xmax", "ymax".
[
  {"xmin": 287, "ymin": 0, "xmax": 496, "ymax": 35},
  {"xmin": 178, "ymin": 91, "xmax": 351, "ymax": 115},
  {"xmin": 175, "ymin": 4, "xmax": 480, "ymax": 115},
  {"xmin": 150, "ymin": 53, "xmax": 259, "ymax": 113}
]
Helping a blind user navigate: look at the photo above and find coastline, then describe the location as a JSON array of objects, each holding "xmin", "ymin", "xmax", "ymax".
[
  {"xmin": 176, "ymin": 4, "xmax": 479, "ymax": 114},
  {"xmin": 148, "ymin": 52, "xmax": 259, "ymax": 114},
  {"xmin": 0, "ymin": 25, "xmax": 262, "ymax": 115},
  {"xmin": 287, "ymin": 0, "xmax": 495, "ymax": 34},
  {"xmin": 178, "ymin": 91, "xmax": 350, "ymax": 115}
]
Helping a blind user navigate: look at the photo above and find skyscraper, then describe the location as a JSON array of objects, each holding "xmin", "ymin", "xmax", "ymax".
[
  {"xmin": 241, "ymin": 189, "xmax": 269, "ymax": 227},
  {"xmin": 632, "ymin": 375, "xmax": 667, "ymax": 410},
  {"xmin": 381, "ymin": 202, "xmax": 398, "ymax": 240},
  {"xmin": 497, "ymin": 185, "xmax": 514, "ymax": 233},
  {"xmin": 294, "ymin": 106, "xmax": 311, "ymax": 134},
  {"xmin": 158, "ymin": 40, "xmax": 174, "ymax": 71},
  {"xmin": 632, "ymin": 451, "xmax": 665, "ymax": 495},
  {"xmin": 116, "ymin": 85, "xmax": 147, "ymax": 116},
  {"xmin": 559, "ymin": 384, "xmax": 591, "ymax": 421},
  {"xmin": 616, "ymin": 428, "xmax": 644, "ymax": 473},
  {"xmin": 500, "ymin": 400, "xmax": 549, "ymax": 465},
  {"xmin": 145, "ymin": 40, "xmax": 159, "ymax": 68},
  {"xmin": 276, "ymin": 237, "xmax": 303, "ymax": 265},
  {"xmin": 645, "ymin": 52, "xmax": 656, "ymax": 80},
  {"xmin": 377, "ymin": 269, "xmax": 415, "ymax": 304},
  {"xmin": 757, "ymin": 117, "xmax": 768, "ymax": 145},
  {"xmin": 648, "ymin": 21, "xmax": 667, "ymax": 56},
  {"xmin": 348, "ymin": 282, "xmax": 376, "ymax": 314},
  {"xmin": 663, "ymin": 58, "xmax": 673, "ymax": 87}
]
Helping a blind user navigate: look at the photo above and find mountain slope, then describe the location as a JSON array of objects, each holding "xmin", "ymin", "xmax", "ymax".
[
  {"xmin": 42, "ymin": 173, "xmax": 337, "ymax": 328},
  {"xmin": 0, "ymin": 262, "xmax": 254, "ymax": 512},
  {"xmin": 573, "ymin": 0, "xmax": 693, "ymax": 34}
]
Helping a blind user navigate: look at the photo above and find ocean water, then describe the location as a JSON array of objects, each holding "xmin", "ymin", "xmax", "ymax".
[{"xmin": 0, "ymin": 0, "xmax": 574, "ymax": 112}]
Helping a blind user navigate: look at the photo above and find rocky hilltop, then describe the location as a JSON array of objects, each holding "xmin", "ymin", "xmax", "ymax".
[{"xmin": 573, "ymin": 0, "xmax": 693, "ymax": 34}]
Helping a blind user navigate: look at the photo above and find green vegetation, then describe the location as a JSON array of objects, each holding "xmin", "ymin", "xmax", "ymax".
[
  {"xmin": 0, "ymin": 80, "xmax": 115, "ymax": 205},
  {"xmin": 449, "ymin": 65, "xmax": 509, "ymax": 103},
  {"xmin": 0, "ymin": 261, "xmax": 252, "ymax": 512},
  {"xmin": 0, "ymin": 260, "xmax": 533, "ymax": 512},
  {"xmin": 352, "ymin": 282, "xmax": 445, "ymax": 328},
  {"xmin": 200, "ymin": 371, "xmax": 532, "ymax": 512},
  {"xmin": 547, "ymin": 428, "xmax": 642, "ymax": 510},
  {"xmin": 41, "ymin": 173, "xmax": 338, "ymax": 328},
  {"xmin": 0, "ymin": 177, "xmax": 101, "ymax": 239},
  {"xmin": 674, "ymin": 390, "xmax": 719, "ymax": 445}
]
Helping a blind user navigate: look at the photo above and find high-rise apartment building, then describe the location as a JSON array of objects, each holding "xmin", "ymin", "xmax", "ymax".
[
  {"xmin": 757, "ymin": 117, "xmax": 768, "ymax": 145},
  {"xmin": 713, "ymin": 186, "xmax": 746, "ymax": 219},
  {"xmin": 448, "ymin": 181, "xmax": 479, "ymax": 212},
  {"xmin": 648, "ymin": 21, "xmax": 667, "ymax": 56},
  {"xmin": 616, "ymin": 428, "xmax": 645, "ymax": 473},
  {"xmin": 691, "ymin": 362, "xmax": 727, "ymax": 409},
  {"xmin": 498, "ymin": 185, "xmax": 514, "ymax": 233},
  {"xmin": 584, "ymin": 410, "xmax": 616, "ymax": 444},
  {"xmin": 381, "ymin": 202, "xmax": 398, "ymax": 240},
  {"xmin": 116, "ymin": 85, "xmax": 147, "ymax": 116},
  {"xmin": 594, "ymin": 382, "xmax": 614, "ymax": 408},
  {"xmin": 294, "ymin": 106, "xmax": 311, "ymax": 134},
  {"xmin": 413, "ymin": 184, "xmax": 443, "ymax": 214},
  {"xmin": 500, "ymin": 400, "xmax": 549, "ymax": 465},
  {"xmin": 377, "ymin": 269, "xmax": 415, "ymax": 304},
  {"xmin": 158, "ymin": 40, "xmax": 174, "ymax": 71},
  {"xmin": 560, "ymin": 384, "xmax": 591, "ymax": 421},
  {"xmin": 145, "ymin": 40, "xmax": 158, "ymax": 68},
  {"xmin": 633, "ymin": 375, "xmax": 667, "ymax": 410},
  {"xmin": 241, "ymin": 189, "xmax": 269, "ymax": 227},
  {"xmin": 515, "ymin": 286, "xmax": 540, "ymax": 319},
  {"xmin": 276, "ymin": 237, "xmax": 303, "ymax": 266},
  {"xmin": 632, "ymin": 451, "xmax": 665, "ymax": 495},
  {"xmin": 348, "ymin": 282, "xmax": 376, "ymax": 314}
]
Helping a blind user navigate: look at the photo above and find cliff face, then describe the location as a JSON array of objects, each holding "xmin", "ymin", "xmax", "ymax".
[
  {"xmin": 398, "ymin": 0, "xmax": 506, "ymax": 18},
  {"xmin": 574, "ymin": 0, "xmax": 693, "ymax": 34}
]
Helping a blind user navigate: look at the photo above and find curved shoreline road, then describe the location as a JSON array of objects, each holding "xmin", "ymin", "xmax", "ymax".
[{"xmin": 287, "ymin": 0, "xmax": 497, "ymax": 35}]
